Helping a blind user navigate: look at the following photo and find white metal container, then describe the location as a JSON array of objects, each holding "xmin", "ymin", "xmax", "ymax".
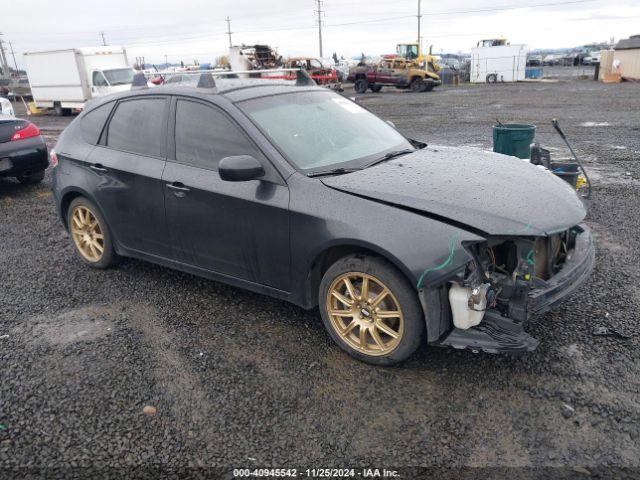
[
  {"xmin": 23, "ymin": 46, "xmax": 133, "ymax": 111},
  {"xmin": 471, "ymin": 44, "xmax": 528, "ymax": 83}
]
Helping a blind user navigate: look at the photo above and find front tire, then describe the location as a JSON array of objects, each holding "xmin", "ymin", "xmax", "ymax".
[
  {"xmin": 67, "ymin": 196, "xmax": 119, "ymax": 269},
  {"xmin": 421, "ymin": 81, "xmax": 435, "ymax": 92},
  {"xmin": 319, "ymin": 254, "xmax": 425, "ymax": 365},
  {"xmin": 410, "ymin": 77, "xmax": 424, "ymax": 92}
]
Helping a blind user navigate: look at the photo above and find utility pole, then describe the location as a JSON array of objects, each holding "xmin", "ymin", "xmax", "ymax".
[
  {"xmin": 8, "ymin": 41, "xmax": 18, "ymax": 73},
  {"xmin": 0, "ymin": 34, "xmax": 10, "ymax": 78},
  {"xmin": 100, "ymin": 31, "xmax": 107, "ymax": 46},
  {"xmin": 417, "ymin": 0, "xmax": 422, "ymax": 45},
  {"xmin": 164, "ymin": 54, "xmax": 168, "ymax": 67},
  {"xmin": 225, "ymin": 17, "xmax": 233, "ymax": 47},
  {"xmin": 314, "ymin": 0, "xmax": 324, "ymax": 58}
]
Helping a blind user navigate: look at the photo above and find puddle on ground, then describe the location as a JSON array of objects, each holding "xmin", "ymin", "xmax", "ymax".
[{"xmin": 579, "ymin": 122, "xmax": 611, "ymax": 127}]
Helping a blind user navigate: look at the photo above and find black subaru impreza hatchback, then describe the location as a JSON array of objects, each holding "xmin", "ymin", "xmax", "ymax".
[{"xmin": 52, "ymin": 72, "xmax": 594, "ymax": 365}]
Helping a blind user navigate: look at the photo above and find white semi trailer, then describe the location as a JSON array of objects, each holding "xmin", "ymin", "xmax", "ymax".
[
  {"xmin": 471, "ymin": 39, "xmax": 528, "ymax": 84},
  {"xmin": 23, "ymin": 46, "xmax": 135, "ymax": 115}
]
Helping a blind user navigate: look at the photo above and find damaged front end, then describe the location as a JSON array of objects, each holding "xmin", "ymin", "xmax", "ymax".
[{"xmin": 421, "ymin": 224, "xmax": 595, "ymax": 354}]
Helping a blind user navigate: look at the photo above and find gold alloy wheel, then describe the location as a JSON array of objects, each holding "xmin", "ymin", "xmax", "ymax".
[
  {"xmin": 326, "ymin": 272, "xmax": 404, "ymax": 356},
  {"xmin": 70, "ymin": 205, "xmax": 104, "ymax": 262}
]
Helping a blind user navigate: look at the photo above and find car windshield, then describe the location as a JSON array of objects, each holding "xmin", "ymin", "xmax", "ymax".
[
  {"xmin": 238, "ymin": 91, "xmax": 413, "ymax": 173},
  {"xmin": 103, "ymin": 68, "xmax": 135, "ymax": 86}
]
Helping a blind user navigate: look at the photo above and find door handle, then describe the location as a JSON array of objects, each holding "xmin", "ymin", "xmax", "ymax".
[
  {"xmin": 90, "ymin": 163, "xmax": 108, "ymax": 173},
  {"xmin": 166, "ymin": 182, "xmax": 191, "ymax": 197}
]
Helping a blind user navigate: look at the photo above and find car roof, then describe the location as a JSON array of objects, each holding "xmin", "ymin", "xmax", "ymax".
[{"xmin": 84, "ymin": 79, "xmax": 326, "ymax": 111}]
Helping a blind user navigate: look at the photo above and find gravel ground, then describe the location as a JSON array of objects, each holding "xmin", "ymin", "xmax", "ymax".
[{"xmin": 1, "ymin": 79, "xmax": 639, "ymax": 479}]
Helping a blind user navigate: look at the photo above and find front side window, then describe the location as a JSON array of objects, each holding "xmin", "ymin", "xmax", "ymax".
[
  {"xmin": 93, "ymin": 71, "xmax": 108, "ymax": 87},
  {"xmin": 239, "ymin": 91, "xmax": 413, "ymax": 173},
  {"xmin": 81, "ymin": 101, "xmax": 114, "ymax": 144},
  {"xmin": 106, "ymin": 98, "xmax": 166, "ymax": 157},
  {"xmin": 174, "ymin": 99, "xmax": 263, "ymax": 171}
]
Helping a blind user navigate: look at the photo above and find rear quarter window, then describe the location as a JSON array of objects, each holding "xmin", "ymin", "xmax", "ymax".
[
  {"xmin": 106, "ymin": 97, "xmax": 166, "ymax": 157},
  {"xmin": 81, "ymin": 101, "xmax": 114, "ymax": 145}
]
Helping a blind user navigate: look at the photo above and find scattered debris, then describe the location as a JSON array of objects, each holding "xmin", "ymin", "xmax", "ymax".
[
  {"xmin": 0, "ymin": 334, "xmax": 8, "ymax": 340},
  {"xmin": 0, "ymin": 424, "xmax": 6, "ymax": 430},
  {"xmin": 562, "ymin": 403, "xmax": 575, "ymax": 419},
  {"xmin": 592, "ymin": 325, "xmax": 631, "ymax": 340},
  {"xmin": 142, "ymin": 405, "xmax": 157, "ymax": 416},
  {"xmin": 572, "ymin": 466, "xmax": 591, "ymax": 476}
]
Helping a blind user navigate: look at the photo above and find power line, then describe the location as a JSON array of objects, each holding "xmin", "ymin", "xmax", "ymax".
[
  {"xmin": 9, "ymin": 0, "xmax": 600, "ymax": 43},
  {"xmin": 9, "ymin": 0, "xmax": 605, "ymax": 55}
]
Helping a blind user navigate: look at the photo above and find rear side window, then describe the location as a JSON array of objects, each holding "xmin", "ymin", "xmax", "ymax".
[
  {"xmin": 107, "ymin": 98, "xmax": 166, "ymax": 157},
  {"xmin": 174, "ymin": 99, "xmax": 263, "ymax": 171},
  {"xmin": 81, "ymin": 102, "xmax": 113, "ymax": 145}
]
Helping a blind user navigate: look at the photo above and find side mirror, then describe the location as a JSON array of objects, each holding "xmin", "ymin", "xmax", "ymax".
[
  {"xmin": 218, "ymin": 155, "xmax": 265, "ymax": 182},
  {"xmin": 386, "ymin": 120, "xmax": 396, "ymax": 128}
]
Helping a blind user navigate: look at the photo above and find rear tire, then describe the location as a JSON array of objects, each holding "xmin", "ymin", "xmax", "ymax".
[
  {"xmin": 67, "ymin": 196, "xmax": 119, "ymax": 269},
  {"xmin": 53, "ymin": 102, "xmax": 71, "ymax": 116},
  {"xmin": 354, "ymin": 78, "xmax": 368, "ymax": 94},
  {"xmin": 319, "ymin": 254, "xmax": 425, "ymax": 366},
  {"xmin": 17, "ymin": 169, "xmax": 45, "ymax": 184},
  {"xmin": 486, "ymin": 73, "xmax": 498, "ymax": 84}
]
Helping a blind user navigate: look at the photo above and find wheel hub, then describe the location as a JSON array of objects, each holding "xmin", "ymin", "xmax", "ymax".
[
  {"xmin": 70, "ymin": 205, "xmax": 104, "ymax": 263},
  {"xmin": 326, "ymin": 272, "xmax": 404, "ymax": 356}
]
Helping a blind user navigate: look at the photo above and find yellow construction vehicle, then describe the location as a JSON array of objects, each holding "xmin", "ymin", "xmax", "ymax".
[{"xmin": 395, "ymin": 42, "xmax": 440, "ymax": 81}]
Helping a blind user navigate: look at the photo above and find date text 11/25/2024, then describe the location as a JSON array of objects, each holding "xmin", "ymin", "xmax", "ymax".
[{"xmin": 233, "ymin": 468, "xmax": 400, "ymax": 478}]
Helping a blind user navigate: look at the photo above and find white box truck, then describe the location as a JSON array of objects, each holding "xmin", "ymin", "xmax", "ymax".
[
  {"xmin": 23, "ymin": 46, "xmax": 135, "ymax": 115},
  {"xmin": 471, "ymin": 39, "xmax": 528, "ymax": 84}
]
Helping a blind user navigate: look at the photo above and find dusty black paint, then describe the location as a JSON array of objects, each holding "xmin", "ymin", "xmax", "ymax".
[{"xmin": 52, "ymin": 82, "xmax": 594, "ymax": 350}]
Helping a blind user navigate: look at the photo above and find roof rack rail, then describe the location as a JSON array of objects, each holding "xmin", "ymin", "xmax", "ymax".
[{"xmin": 134, "ymin": 67, "xmax": 318, "ymax": 87}]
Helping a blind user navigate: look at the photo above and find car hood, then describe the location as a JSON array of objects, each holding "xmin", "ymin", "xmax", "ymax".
[{"xmin": 321, "ymin": 145, "xmax": 586, "ymax": 236}]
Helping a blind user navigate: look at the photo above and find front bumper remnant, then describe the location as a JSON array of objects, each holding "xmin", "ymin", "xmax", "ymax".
[
  {"xmin": 439, "ymin": 310, "xmax": 539, "ymax": 353},
  {"xmin": 529, "ymin": 224, "xmax": 595, "ymax": 316},
  {"xmin": 436, "ymin": 225, "xmax": 595, "ymax": 354}
]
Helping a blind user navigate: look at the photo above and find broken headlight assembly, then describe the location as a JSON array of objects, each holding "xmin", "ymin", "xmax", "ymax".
[{"xmin": 449, "ymin": 228, "xmax": 579, "ymax": 329}]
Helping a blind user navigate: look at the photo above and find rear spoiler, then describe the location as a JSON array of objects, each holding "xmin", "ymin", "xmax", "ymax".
[{"xmin": 130, "ymin": 68, "xmax": 316, "ymax": 92}]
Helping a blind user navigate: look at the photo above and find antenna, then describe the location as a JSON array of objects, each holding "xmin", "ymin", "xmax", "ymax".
[
  {"xmin": 131, "ymin": 72, "xmax": 148, "ymax": 89},
  {"xmin": 99, "ymin": 31, "xmax": 107, "ymax": 46},
  {"xmin": 295, "ymin": 68, "xmax": 316, "ymax": 86},
  {"xmin": 197, "ymin": 72, "xmax": 217, "ymax": 90}
]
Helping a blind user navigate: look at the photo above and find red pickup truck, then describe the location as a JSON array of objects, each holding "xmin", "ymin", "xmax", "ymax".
[{"xmin": 347, "ymin": 58, "xmax": 440, "ymax": 93}]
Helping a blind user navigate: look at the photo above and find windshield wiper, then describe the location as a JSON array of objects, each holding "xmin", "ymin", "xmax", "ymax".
[
  {"xmin": 307, "ymin": 167, "xmax": 362, "ymax": 177},
  {"xmin": 364, "ymin": 149, "xmax": 415, "ymax": 168}
]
